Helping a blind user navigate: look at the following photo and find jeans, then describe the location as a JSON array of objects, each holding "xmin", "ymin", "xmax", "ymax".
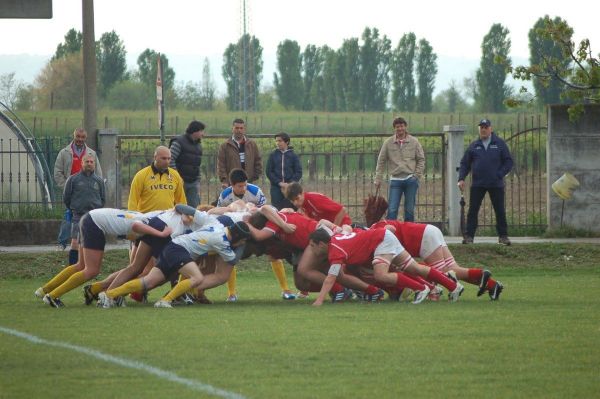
[
  {"xmin": 386, "ymin": 177, "xmax": 419, "ymax": 222},
  {"xmin": 57, "ymin": 209, "xmax": 72, "ymax": 248},
  {"xmin": 184, "ymin": 181, "xmax": 200, "ymax": 209},
  {"xmin": 466, "ymin": 186, "xmax": 508, "ymax": 237}
]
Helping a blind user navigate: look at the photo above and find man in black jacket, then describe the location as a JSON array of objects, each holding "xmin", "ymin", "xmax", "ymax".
[
  {"xmin": 63, "ymin": 154, "xmax": 106, "ymax": 265},
  {"xmin": 458, "ymin": 119, "xmax": 513, "ymax": 245},
  {"xmin": 169, "ymin": 120, "xmax": 205, "ymax": 208}
]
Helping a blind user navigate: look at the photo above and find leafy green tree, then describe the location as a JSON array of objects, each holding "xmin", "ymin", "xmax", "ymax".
[
  {"xmin": 359, "ymin": 27, "xmax": 391, "ymax": 111},
  {"xmin": 14, "ymin": 83, "xmax": 35, "ymax": 111},
  {"xmin": 415, "ymin": 38, "xmax": 437, "ymax": 112},
  {"xmin": 0, "ymin": 72, "xmax": 23, "ymax": 109},
  {"xmin": 301, "ymin": 44, "xmax": 322, "ymax": 111},
  {"xmin": 476, "ymin": 23, "xmax": 511, "ymax": 112},
  {"xmin": 200, "ymin": 57, "xmax": 216, "ymax": 110},
  {"xmin": 391, "ymin": 32, "xmax": 417, "ymax": 111},
  {"xmin": 320, "ymin": 46, "xmax": 339, "ymax": 111},
  {"xmin": 106, "ymin": 79, "xmax": 153, "ymax": 110},
  {"xmin": 274, "ymin": 39, "xmax": 304, "ymax": 110},
  {"xmin": 507, "ymin": 16, "xmax": 599, "ymax": 120},
  {"xmin": 177, "ymin": 81, "xmax": 202, "ymax": 110},
  {"xmin": 53, "ymin": 28, "xmax": 82, "ymax": 60},
  {"xmin": 527, "ymin": 16, "xmax": 569, "ymax": 108},
  {"xmin": 432, "ymin": 81, "xmax": 469, "ymax": 113},
  {"xmin": 35, "ymin": 52, "xmax": 83, "ymax": 109},
  {"xmin": 96, "ymin": 30, "xmax": 127, "ymax": 98},
  {"xmin": 339, "ymin": 38, "xmax": 361, "ymax": 111},
  {"xmin": 222, "ymin": 34, "xmax": 263, "ymax": 111},
  {"xmin": 137, "ymin": 49, "xmax": 175, "ymax": 93}
]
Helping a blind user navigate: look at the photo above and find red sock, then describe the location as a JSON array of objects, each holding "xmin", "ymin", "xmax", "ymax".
[
  {"xmin": 365, "ymin": 285, "xmax": 379, "ymax": 295},
  {"xmin": 396, "ymin": 273, "xmax": 426, "ymax": 291},
  {"xmin": 411, "ymin": 275, "xmax": 435, "ymax": 290},
  {"xmin": 330, "ymin": 282, "xmax": 344, "ymax": 294},
  {"xmin": 426, "ymin": 268, "xmax": 457, "ymax": 291},
  {"xmin": 467, "ymin": 268, "xmax": 483, "ymax": 285}
]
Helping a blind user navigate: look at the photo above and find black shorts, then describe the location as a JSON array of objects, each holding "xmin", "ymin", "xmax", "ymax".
[
  {"xmin": 140, "ymin": 217, "xmax": 171, "ymax": 258},
  {"xmin": 156, "ymin": 243, "xmax": 193, "ymax": 280},
  {"xmin": 80, "ymin": 213, "xmax": 105, "ymax": 251}
]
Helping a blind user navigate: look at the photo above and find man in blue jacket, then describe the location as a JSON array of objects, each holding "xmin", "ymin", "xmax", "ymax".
[
  {"xmin": 266, "ymin": 132, "xmax": 302, "ymax": 209},
  {"xmin": 458, "ymin": 119, "xmax": 513, "ymax": 245}
]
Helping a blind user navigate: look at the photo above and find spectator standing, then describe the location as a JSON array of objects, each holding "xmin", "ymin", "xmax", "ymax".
[
  {"xmin": 62, "ymin": 154, "xmax": 105, "ymax": 265},
  {"xmin": 266, "ymin": 132, "xmax": 302, "ymax": 209},
  {"xmin": 217, "ymin": 118, "xmax": 263, "ymax": 188},
  {"xmin": 375, "ymin": 117, "xmax": 425, "ymax": 222},
  {"xmin": 53, "ymin": 127, "xmax": 103, "ymax": 249},
  {"xmin": 169, "ymin": 120, "xmax": 205, "ymax": 208},
  {"xmin": 458, "ymin": 119, "xmax": 513, "ymax": 245}
]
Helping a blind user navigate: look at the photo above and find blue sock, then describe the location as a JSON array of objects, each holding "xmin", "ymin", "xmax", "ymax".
[{"xmin": 68, "ymin": 249, "xmax": 79, "ymax": 265}]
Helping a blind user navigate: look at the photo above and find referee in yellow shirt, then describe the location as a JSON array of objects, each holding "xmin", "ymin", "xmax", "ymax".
[{"xmin": 128, "ymin": 146, "xmax": 186, "ymax": 212}]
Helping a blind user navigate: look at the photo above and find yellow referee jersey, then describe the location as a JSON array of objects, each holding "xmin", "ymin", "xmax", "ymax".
[{"xmin": 127, "ymin": 164, "xmax": 187, "ymax": 212}]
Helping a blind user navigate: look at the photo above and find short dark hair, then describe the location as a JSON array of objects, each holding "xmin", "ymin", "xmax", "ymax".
[
  {"xmin": 229, "ymin": 168, "xmax": 248, "ymax": 185},
  {"xmin": 248, "ymin": 212, "xmax": 268, "ymax": 229},
  {"xmin": 285, "ymin": 182, "xmax": 304, "ymax": 201},
  {"xmin": 186, "ymin": 120, "xmax": 205, "ymax": 134},
  {"xmin": 275, "ymin": 132, "xmax": 290, "ymax": 144},
  {"xmin": 393, "ymin": 117, "xmax": 407, "ymax": 127},
  {"xmin": 229, "ymin": 221, "xmax": 251, "ymax": 244},
  {"xmin": 309, "ymin": 228, "xmax": 331, "ymax": 245},
  {"xmin": 233, "ymin": 118, "xmax": 245, "ymax": 125}
]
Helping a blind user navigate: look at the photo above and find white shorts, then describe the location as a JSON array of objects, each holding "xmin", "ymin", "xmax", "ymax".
[
  {"xmin": 419, "ymin": 224, "xmax": 447, "ymax": 259},
  {"xmin": 374, "ymin": 230, "xmax": 405, "ymax": 258}
]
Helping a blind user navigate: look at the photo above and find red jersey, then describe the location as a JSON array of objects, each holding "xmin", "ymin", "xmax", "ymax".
[
  {"xmin": 371, "ymin": 220, "xmax": 426, "ymax": 257},
  {"xmin": 264, "ymin": 211, "xmax": 318, "ymax": 249},
  {"xmin": 328, "ymin": 228, "xmax": 386, "ymax": 267},
  {"xmin": 301, "ymin": 192, "xmax": 352, "ymax": 225}
]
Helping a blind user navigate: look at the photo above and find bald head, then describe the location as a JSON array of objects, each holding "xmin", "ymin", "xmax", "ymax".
[{"xmin": 153, "ymin": 146, "xmax": 171, "ymax": 171}]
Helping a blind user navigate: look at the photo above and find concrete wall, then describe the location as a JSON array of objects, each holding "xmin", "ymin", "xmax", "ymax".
[
  {"xmin": 547, "ymin": 104, "xmax": 600, "ymax": 231},
  {"xmin": 0, "ymin": 220, "xmax": 61, "ymax": 245}
]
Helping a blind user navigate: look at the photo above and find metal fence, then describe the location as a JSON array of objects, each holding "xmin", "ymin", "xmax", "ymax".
[
  {"xmin": 115, "ymin": 133, "xmax": 446, "ymax": 225},
  {"xmin": 1, "ymin": 123, "xmax": 548, "ymax": 233}
]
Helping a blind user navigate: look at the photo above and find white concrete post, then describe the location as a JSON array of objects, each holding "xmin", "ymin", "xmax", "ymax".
[
  {"xmin": 98, "ymin": 129, "xmax": 119, "ymax": 208},
  {"xmin": 443, "ymin": 125, "xmax": 466, "ymax": 236}
]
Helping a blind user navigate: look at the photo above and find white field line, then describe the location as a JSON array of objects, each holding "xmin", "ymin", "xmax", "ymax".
[{"xmin": 0, "ymin": 326, "xmax": 246, "ymax": 399}]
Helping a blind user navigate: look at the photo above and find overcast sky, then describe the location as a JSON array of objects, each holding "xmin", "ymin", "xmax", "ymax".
[{"xmin": 1, "ymin": 0, "xmax": 598, "ymax": 92}]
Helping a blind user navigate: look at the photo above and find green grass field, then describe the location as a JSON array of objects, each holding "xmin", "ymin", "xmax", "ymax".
[{"xmin": 1, "ymin": 244, "xmax": 599, "ymax": 398}]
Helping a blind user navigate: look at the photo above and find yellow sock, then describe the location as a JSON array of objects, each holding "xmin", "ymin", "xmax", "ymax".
[
  {"xmin": 270, "ymin": 259, "xmax": 290, "ymax": 291},
  {"xmin": 42, "ymin": 265, "xmax": 78, "ymax": 293},
  {"xmin": 90, "ymin": 282, "xmax": 104, "ymax": 296},
  {"xmin": 107, "ymin": 279, "xmax": 144, "ymax": 299},
  {"xmin": 163, "ymin": 279, "xmax": 193, "ymax": 302},
  {"xmin": 49, "ymin": 271, "xmax": 87, "ymax": 299},
  {"xmin": 227, "ymin": 268, "xmax": 237, "ymax": 296}
]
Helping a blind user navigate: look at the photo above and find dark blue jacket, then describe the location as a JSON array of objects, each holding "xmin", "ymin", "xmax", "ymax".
[
  {"xmin": 458, "ymin": 133, "xmax": 513, "ymax": 188},
  {"xmin": 266, "ymin": 148, "xmax": 302, "ymax": 186}
]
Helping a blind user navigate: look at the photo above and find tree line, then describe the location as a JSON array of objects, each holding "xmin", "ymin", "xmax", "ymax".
[{"xmin": 1, "ymin": 16, "xmax": 594, "ymax": 116}]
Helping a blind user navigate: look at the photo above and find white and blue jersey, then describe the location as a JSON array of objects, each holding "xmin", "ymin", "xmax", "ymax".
[
  {"xmin": 146, "ymin": 209, "xmax": 216, "ymax": 238},
  {"xmin": 171, "ymin": 224, "xmax": 237, "ymax": 265},
  {"xmin": 217, "ymin": 183, "xmax": 266, "ymax": 207},
  {"xmin": 88, "ymin": 208, "xmax": 148, "ymax": 238}
]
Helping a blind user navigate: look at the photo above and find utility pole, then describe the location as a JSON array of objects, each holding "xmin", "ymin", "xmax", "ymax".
[{"xmin": 82, "ymin": 0, "xmax": 97, "ymax": 149}]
